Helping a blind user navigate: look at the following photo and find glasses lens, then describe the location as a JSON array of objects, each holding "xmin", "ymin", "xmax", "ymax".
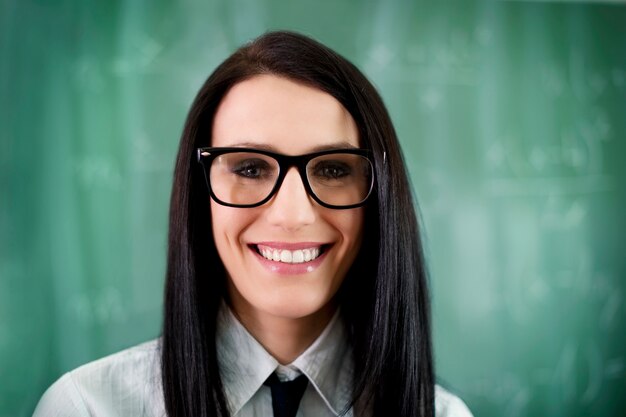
[
  {"xmin": 306, "ymin": 153, "xmax": 373, "ymax": 207},
  {"xmin": 209, "ymin": 152, "xmax": 279, "ymax": 205}
]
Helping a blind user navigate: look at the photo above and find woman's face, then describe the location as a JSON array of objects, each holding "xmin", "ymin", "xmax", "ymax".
[{"xmin": 210, "ymin": 74, "xmax": 364, "ymax": 323}]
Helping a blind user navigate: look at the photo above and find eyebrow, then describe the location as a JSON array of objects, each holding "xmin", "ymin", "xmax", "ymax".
[{"xmin": 225, "ymin": 141, "xmax": 359, "ymax": 152}]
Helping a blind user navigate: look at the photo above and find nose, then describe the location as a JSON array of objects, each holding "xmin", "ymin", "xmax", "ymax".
[{"xmin": 265, "ymin": 167, "xmax": 316, "ymax": 230}]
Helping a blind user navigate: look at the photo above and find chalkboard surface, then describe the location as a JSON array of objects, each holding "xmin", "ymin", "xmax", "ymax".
[{"xmin": 1, "ymin": 1, "xmax": 624, "ymax": 416}]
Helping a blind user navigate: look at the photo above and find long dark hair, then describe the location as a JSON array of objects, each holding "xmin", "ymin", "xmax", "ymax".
[{"xmin": 161, "ymin": 30, "xmax": 434, "ymax": 417}]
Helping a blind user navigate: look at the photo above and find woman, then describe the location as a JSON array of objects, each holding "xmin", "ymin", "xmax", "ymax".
[{"xmin": 34, "ymin": 31, "xmax": 472, "ymax": 417}]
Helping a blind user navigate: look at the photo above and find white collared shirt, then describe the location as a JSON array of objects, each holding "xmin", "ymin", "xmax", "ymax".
[
  {"xmin": 34, "ymin": 305, "xmax": 473, "ymax": 417},
  {"xmin": 216, "ymin": 306, "xmax": 354, "ymax": 416}
]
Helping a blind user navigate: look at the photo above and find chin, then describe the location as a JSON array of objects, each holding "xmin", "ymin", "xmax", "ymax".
[{"xmin": 260, "ymin": 291, "xmax": 335, "ymax": 320}]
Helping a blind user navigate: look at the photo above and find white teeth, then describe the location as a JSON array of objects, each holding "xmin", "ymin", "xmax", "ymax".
[
  {"xmin": 292, "ymin": 250, "xmax": 304, "ymax": 263},
  {"xmin": 258, "ymin": 246, "xmax": 323, "ymax": 264},
  {"xmin": 280, "ymin": 251, "xmax": 292, "ymax": 263}
]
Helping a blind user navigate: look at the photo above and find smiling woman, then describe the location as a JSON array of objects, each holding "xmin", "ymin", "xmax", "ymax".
[
  {"xmin": 33, "ymin": 31, "xmax": 473, "ymax": 417},
  {"xmin": 209, "ymin": 76, "xmax": 366, "ymax": 364}
]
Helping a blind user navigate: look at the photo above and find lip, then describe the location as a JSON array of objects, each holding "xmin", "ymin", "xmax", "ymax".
[
  {"xmin": 252, "ymin": 241, "xmax": 327, "ymax": 250},
  {"xmin": 248, "ymin": 242, "xmax": 331, "ymax": 275}
]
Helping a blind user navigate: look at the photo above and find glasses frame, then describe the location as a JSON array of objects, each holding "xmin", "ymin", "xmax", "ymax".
[{"xmin": 196, "ymin": 146, "xmax": 376, "ymax": 209}]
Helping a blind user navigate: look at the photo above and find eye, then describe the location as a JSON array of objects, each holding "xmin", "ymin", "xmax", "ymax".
[
  {"xmin": 231, "ymin": 159, "xmax": 272, "ymax": 179},
  {"xmin": 312, "ymin": 161, "xmax": 351, "ymax": 180}
]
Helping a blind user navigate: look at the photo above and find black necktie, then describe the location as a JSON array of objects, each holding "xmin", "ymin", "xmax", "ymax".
[{"xmin": 264, "ymin": 372, "xmax": 309, "ymax": 417}]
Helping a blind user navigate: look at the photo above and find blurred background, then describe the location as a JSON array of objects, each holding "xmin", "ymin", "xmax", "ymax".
[{"xmin": 1, "ymin": 0, "xmax": 625, "ymax": 416}]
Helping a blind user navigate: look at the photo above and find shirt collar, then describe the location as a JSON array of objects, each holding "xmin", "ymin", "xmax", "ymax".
[{"xmin": 216, "ymin": 304, "xmax": 353, "ymax": 416}]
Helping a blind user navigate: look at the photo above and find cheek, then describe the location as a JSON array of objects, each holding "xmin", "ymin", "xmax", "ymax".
[
  {"xmin": 325, "ymin": 208, "xmax": 365, "ymax": 271},
  {"xmin": 210, "ymin": 202, "xmax": 227, "ymax": 246},
  {"xmin": 337, "ymin": 208, "xmax": 365, "ymax": 246},
  {"xmin": 210, "ymin": 202, "xmax": 254, "ymax": 253}
]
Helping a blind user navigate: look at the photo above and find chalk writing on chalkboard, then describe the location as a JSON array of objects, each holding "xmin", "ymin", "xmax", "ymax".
[
  {"xmin": 112, "ymin": 32, "xmax": 163, "ymax": 75},
  {"xmin": 70, "ymin": 287, "xmax": 127, "ymax": 326},
  {"xmin": 74, "ymin": 156, "xmax": 123, "ymax": 190},
  {"xmin": 600, "ymin": 291, "xmax": 622, "ymax": 329},
  {"xmin": 549, "ymin": 340, "xmax": 624, "ymax": 405}
]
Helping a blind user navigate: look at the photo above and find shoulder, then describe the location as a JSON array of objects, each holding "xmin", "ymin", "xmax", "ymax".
[
  {"xmin": 33, "ymin": 339, "xmax": 164, "ymax": 417},
  {"xmin": 434, "ymin": 384, "xmax": 474, "ymax": 417}
]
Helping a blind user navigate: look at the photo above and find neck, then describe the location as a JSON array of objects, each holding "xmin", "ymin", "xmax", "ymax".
[{"xmin": 227, "ymin": 296, "xmax": 337, "ymax": 365}]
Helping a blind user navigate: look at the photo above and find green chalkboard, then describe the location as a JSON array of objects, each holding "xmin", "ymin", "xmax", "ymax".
[{"xmin": 1, "ymin": 1, "xmax": 624, "ymax": 416}]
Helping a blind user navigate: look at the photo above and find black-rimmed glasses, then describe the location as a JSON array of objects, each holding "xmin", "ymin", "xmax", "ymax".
[{"xmin": 196, "ymin": 147, "xmax": 375, "ymax": 209}]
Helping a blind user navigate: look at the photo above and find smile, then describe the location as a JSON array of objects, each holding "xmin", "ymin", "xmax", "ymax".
[{"xmin": 256, "ymin": 244, "xmax": 324, "ymax": 264}]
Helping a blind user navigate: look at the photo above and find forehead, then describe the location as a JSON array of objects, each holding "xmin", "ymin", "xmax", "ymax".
[{"xmin": 211, "ymin": 74, "xmax": 359, "ymax": 153}]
